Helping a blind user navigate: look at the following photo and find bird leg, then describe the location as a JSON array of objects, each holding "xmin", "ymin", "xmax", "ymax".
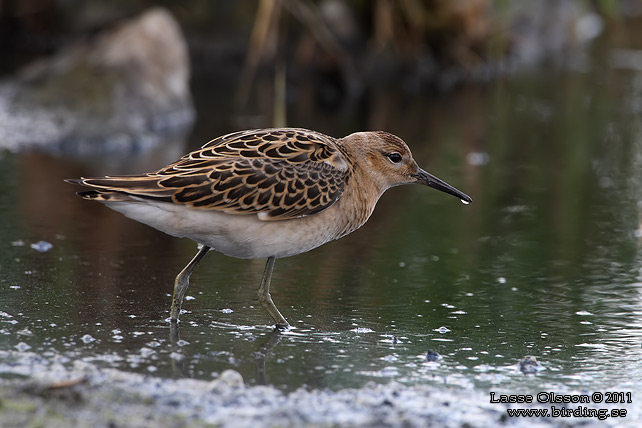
[
  {"xmin": 170, "ymin": 245, "xmax": 210, "ymax": 322},
  {"xmin": 257, "ymin": 256, "xmax": 290, "ymax": 330}
]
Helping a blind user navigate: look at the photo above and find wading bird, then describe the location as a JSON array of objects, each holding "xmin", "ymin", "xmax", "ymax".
[{"xmin": 69, "ymin": 128, "xmax": 472, "ymax": 329}]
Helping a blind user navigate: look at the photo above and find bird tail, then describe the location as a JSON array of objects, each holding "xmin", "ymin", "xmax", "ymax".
[{"xmin": 65, "ymin": 176, "xmax": 174, "ymax": 202}]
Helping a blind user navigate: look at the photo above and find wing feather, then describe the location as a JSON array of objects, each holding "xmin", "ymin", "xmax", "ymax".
[{"xmin": 70, "ymin": 128, "xmax": 350, "ymax": 221}]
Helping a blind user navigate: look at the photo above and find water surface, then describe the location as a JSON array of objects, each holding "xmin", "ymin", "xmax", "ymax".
[{"xmin": 2, "ymin": 43, "xmax": 642, "ymax": 402}]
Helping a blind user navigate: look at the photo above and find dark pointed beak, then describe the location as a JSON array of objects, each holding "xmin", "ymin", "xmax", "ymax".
[{"xmin": 412, "ymin": 168, "xmax": 472, "ymax": 204}]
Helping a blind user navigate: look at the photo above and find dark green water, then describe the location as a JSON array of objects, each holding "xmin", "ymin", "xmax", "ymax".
[{"xmin": 2, "ymin": 47, "xmax": 642, "ymax": 400}]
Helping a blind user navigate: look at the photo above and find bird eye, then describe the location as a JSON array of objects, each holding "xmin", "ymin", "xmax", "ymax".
[{"xmin": 387, "ymin": 152, "xmax": 402, "ymax": 164}]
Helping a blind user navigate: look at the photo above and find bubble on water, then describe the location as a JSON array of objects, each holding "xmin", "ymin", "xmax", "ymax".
[
  {"xmin": 170, "ymin": 352, "xmax": 185, "ymax": 362},
  {"xmin": 435, "ymin": 326, "xmax": 450, "ymax": 334},
  {"xmin": 466, "ymin": 152, "xmax": 489, "ymax": 166},
  {"xmin": 350, "ymin": 327, "xmax": 374, "ymax": 334},
  {"xmin": 81, "ymin": 334, "xmax": 96, "ymax": 343},
  {"xmin": 139, "ymin": 347, "xmax": 155, "ymax": 358},
  {"xmin": 30, "ymin": 240, "xmax": 53, "ymax": 252},
  {"xmin": 15, "ymin": 342, "xmax": 31, "ymax": 351},
  {"xmin": 575, "ymin": 13, "xmax": 603, "ymax": 42}
]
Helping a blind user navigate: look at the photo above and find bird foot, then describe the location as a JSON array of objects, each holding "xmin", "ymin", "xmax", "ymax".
[{"xmin": 274, "ymin": 323, "xmax": 290, "ymax": 332}]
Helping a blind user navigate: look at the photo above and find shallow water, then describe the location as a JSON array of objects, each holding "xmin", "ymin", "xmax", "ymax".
[{"xmin": 2, "ymin": 41, "xmax": 642, "ymax": 405}]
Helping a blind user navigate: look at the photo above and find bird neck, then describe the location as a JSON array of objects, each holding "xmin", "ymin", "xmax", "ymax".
[{"xmin": 334, "ymin": 163, "xmax": 387, "ymax": 238}]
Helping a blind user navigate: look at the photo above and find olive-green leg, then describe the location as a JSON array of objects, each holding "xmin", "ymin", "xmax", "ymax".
[
  {"xmin": 257, "ymin": 257, "xmax": 290, "ymax": 330},
  {"xmin": 170, "ymin": 245, "xmax": 210, "ymax": 322}
]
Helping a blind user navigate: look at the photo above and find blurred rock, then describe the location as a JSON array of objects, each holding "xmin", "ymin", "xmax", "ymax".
[
  {"xmin": 0, "ymin": 7, "xmax": 193, "ymax": 154},
  {"xmin": 425, "ymin": 349, "xmax": 442, "ymax": 362},
  {"xmin": 518, "ymin": 355, "xmax": 544, "ymax": 374},
  {"xmin": 208, "ymin": 369, "xmax": 245, "ymax": 393}
]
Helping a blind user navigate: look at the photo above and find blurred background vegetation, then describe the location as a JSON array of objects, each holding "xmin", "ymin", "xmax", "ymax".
[{"xmin": 2, "ymin": 0, "xmax": 639, "ymax": 95}]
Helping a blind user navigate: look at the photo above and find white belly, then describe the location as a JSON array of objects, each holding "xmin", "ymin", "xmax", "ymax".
[{"xmin": 104, "ymin": 200, "xmax": 345, "ymax": 259}]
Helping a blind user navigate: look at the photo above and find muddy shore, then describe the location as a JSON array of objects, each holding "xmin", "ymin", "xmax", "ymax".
[{"xmin": 1, "ymin": 350, "xmax": 637, "ymax": 428}]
